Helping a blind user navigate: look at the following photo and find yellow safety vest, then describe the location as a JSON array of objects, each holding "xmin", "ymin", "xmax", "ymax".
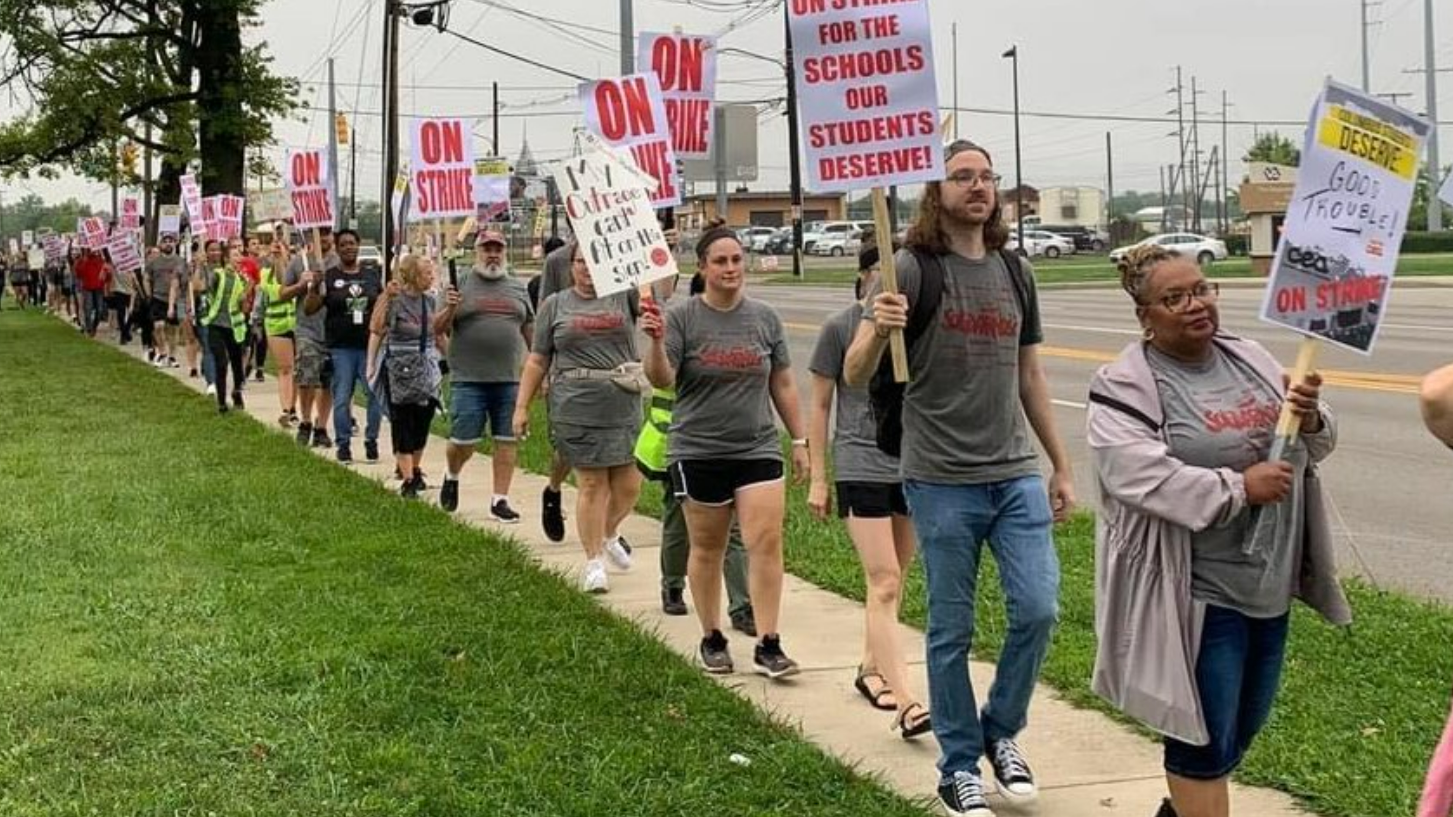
[
  {"xmin": 258, "ymin": 265, "xmax": 296, "ymax": 335},
  {"xmin": 202, "ymin": 266, "xmax": 248, "ymax": 343},
  {"xmin": 633, "ymin": 388, "xmax": 675, "ymax": 479}
]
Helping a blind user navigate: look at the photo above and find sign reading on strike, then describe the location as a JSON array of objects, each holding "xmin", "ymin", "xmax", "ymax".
[
  {"xmin": 550, "ymin": 132, "xmax": 679, "ymax": 298},
  {"xmin": 1259, "ymin": 80, "xmax": 1430, "ymax": 355},
  {"xmin": 120, "ymin": 197, "xmax": 141, "ymax": 230},
  {"xmin": 287, "ymin": 149, "xmax": 336, "ymax": 230},
  {"xmin": 207, "ymin": 195, "xmax": 245, "ymax": 240},
  {"xmin": 580, "ymin": 73, "xmax": 681, "ymax": 208},
  {"xmin": 787, "ymin": 0, "xmax": 941, "ymax": 193},
  {"xmin": 409, "ymin": 118, "xmax": 477, "ymax": 219},
  {"xmin": 638, "ymin": 32, "xmax": 718, "ymax": 159},
  {"xmin": 81, "ymin": 217, "xmax": 109, "ymax": 250}
]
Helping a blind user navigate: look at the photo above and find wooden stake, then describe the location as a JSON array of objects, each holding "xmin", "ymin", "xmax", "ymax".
[
  {"xmin": 870, "ymin": 187, "xmax": 909, "ymax": 382},
  {"xmin": 1269, "ymin": 336, "xmax": 1321, "ymax": 461}
]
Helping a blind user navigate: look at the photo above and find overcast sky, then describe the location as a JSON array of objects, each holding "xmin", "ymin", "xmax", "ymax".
[{"xmin": 4, "ymin": 0, "xmax": 1451, "ymax": 210}]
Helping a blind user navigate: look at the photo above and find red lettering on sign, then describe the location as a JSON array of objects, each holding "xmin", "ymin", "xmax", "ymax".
[
  {"xmin": 420, "ymin": 120, "xmax": 465, "ymax": 165},
  {"xmin": 665, "ymin": 99, "xmax": 711, "ymax": 155},
  {"xmin": 1316, "ymin": 277, "xmax": 1386, "ymax": 310},
  {"xmin": 630, "ymin": 140, "xmax": 678, "ymax": 202},
  {"xmin": 652, "ymin": 36, "xmax": 705, "ymax": 93},
  {"xmin": 414, "ymin": 167, "xmax": 475, "ymax": 214},
  {"xmin": 819, "ymin": 145, "xmax": 933, "ymax": 181},
  {"xmin": 802, "ymin": 46, "xmax": 926, "ymax": 84},
  {"xmin": 292, "ymin": 151, "xmax": 322, "ymax": 187},
  {"xmin": 790, "ymin": 0, "xmax": 826, "ymax": 15},
  {"xmin": 808, "ymin": 110, "xmax": 936, "ymax": 148},
  {"xmin": 292, "ymin": 189, "xmax": 334, "ymax": 225},
  {"xmin": 1274, "ymin": 286, "xmax": 1307, "ymax": 314},
  {"xmin": 595, "ymin": 78, "xmax": 656, "ymax": 142}
]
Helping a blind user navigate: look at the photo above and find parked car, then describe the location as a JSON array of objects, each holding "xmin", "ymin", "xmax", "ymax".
[
  {"xmin": 803, "ymin": 220, "xmax": 872, "ymax": 255},
  {"xmin": 1039, "ymin": 224, "xmax": 1108, "ymax": 252},
  {"xmin": 737, "ymin": 226, "xmax": 778, "ymax": 253},
  {"xmin": 765, "ymin": 227, "xmax": 795, "ymax": 255},
  {"xmin": 1008, "ymin": 230, "xmax": 1076, "ymax": 259},
  {"xmin": 809, "ymin": 227, "xmax": 864, "ymax": 257},
  {"xmin": 1109, "ymin": 232, "xmax": 1230, "ymax": 266},
  {"xmin": 358, "ymin": 245, "xmax": 383, "ymax": 272}
]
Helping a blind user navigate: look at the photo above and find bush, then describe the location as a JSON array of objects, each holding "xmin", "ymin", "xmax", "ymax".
[
  {"xmin": 1400, "ymin": 231, "xmax": 1453, "ymax": 253},
  {"xmin": 1223, "ymin": 234, "xmax": 1249, "ymax": 256}
]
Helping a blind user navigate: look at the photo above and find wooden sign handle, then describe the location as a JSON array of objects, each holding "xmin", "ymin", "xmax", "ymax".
[
  {"xmin": 871, "ymin": 188, "xmax": 910, "ymax": 383},
  {"xmin": 310, "ymin": 227, "xmax": 322, "ymax": 272},
  {"xmin": 1269, "ymin": 337, "xmax": 1321, "ymax": 461}
]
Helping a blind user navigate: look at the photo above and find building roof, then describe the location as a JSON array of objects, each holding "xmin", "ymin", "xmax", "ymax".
[{"xmin": 680, "ymin": 191, "xmax": 843, "ymax": 203}]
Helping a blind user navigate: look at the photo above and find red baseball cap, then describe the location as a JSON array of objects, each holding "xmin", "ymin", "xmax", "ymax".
[{"xmin": 476, "ymin": 230, "xmax": 506, "ymax": 247}]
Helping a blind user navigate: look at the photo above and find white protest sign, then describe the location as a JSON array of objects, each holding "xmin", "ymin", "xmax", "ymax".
[
  {"xmin": 20, "ymin": 229, "xmax": 34, "ymax": 248},
  {"xmin": 409, "ymin": 118, "xmax": 477, "ymax": 220},
  {"xmin": 787, "ymin": 0, "xmax": 941, "ymax": 192},
  {"xmin": 286, "ymin": 149, "xmax": 337, "ymax": 230},
  {"xmin": 638, "ymin": 32, "xmax": 718, "ymax": 159},
  {"xmin": 248, "ymin": 187, "xmax": 295, "ymax": 223},
  {"xmin": 550, "ymin": 131, "xmax": 679, "ymax": 298},
  {"xmin": 27, "ymin": 248, "xmax": 44, "ymax": 269},
  {"xmin": 81, "ymin": 217, "xmax": 109, "ymax": 250},
  {"xmin": 106, "ymin": 230, "xmax": 143, "ymax": 275},
  {"xmin": 6, "ymin": 238, "xmax": 17, "ymax": 256},
  {"xmin": 580, "ymin": 73, "xmax": 681, "ymax": 207},
  {"xmin": 120, "ymin": 197, "xmax": 141, "ymax": 230},
  {"xmin": 42, "ymin": 234, "xmax": 65, "ymax": 263},
  {"xmin": 474, "ymin": 157, "xmax": 512, "ymax": 223},
  {"xmin": 1258, "ymin": 80, "xmax": 1431, "ymax": 355},
  {"xmin": 180, "ymin": 173, "xmax": 205, "ymax": 235},
  {"xmin": 209, "ymin": 195, "xmax": 245, "ymax": 240},
  {"xmin": 158, "ymin": 205, "xmax": 182, "ymax": 236}
]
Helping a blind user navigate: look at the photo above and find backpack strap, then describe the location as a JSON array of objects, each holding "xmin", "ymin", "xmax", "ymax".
[
  {"xmin": 1087, "ymin": 390, "xmax": 1162, "ymax": 434},
  {"xmin": 997, "ymin": 249, "xmax": 1030, "ymax": 317},
  {"xmin": 903, "ymin": 248, "xmax": 946, "ymax": 354}
]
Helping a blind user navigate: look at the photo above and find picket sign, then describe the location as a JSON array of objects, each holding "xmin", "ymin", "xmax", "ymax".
[
  {"xmin": 637, "ymin": 31, "xmax": 718, "ymax": 159},
  {"xmin": 580, "ymin": 74, "xmax": 681, "ymax": 208},
  {"xmin": 1258, "ymin": 80, "xmax": 1431, "ymax": 460},
  {"xmin": 287, "ymin": 149, "xmax": 336, "ymax": 230},
  {"xmin": 409, "ymin": 119, "xmax": 477, "ymax": 220}
]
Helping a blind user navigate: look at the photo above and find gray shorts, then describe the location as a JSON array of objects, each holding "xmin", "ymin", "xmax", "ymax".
[
  {"xmin": 550, "ymin": 420, "xmax": 637, "ymax": 470},
  {"xmin": 295, "ymin": 339, "xmax": 330, "ymax": 388}
]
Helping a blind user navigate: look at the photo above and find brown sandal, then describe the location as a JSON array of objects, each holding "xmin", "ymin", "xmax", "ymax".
[
  {"xmin": 853, "ymin": 667, "xmax": 897, "ymax": 711},
  {"xmin": 893, "ymin": 702, "xmax": 933, "ymax": 740}
]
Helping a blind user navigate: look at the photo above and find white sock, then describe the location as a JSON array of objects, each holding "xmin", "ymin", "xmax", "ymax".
[
  {"xmin": 444, "ymin": 471, "xmax": 458, "ymax": 482},
  {"xmin": 492, "ymin": 494, "xmax": 508, "ymax": 505}
]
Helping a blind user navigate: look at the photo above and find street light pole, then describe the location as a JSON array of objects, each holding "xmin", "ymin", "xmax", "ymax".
[
  {"xmin": 382, "ymin": 1, "xmax": 401, "ymax": 279},
  {"xmin": 1003, "ymin": 45, "xmax": 1024, "ymax": 252},
  {"xmin": 785, "ymin": 7, "xmax": 804, "ymax": 278}
]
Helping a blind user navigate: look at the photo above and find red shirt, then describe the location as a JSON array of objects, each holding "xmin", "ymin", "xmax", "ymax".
[
  {"xmin": 75, "ymin": 255, "xmax": 108, "ymax": 291},
  {"xmin": 235, "ymin": 256, "xmax": 261, "ymax": 285}
]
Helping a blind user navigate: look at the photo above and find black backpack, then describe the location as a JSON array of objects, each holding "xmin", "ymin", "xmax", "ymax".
[{"xmin": 868, "ymin": 248, "xmax": 1031, "ymax": 457}]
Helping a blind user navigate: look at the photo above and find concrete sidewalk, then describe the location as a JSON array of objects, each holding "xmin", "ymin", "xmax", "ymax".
[{"xmin": 112, "ymin": 336, "xmax": 1308, "ymax": 817}]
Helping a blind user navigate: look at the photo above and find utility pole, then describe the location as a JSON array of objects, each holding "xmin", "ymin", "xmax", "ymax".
[
  {"xmin": 110, "ymin": 140, "xmax": 119, "ymax": 221},
  {"xmin": 1159, "ymin": 165, "xmax": 1168, "ymax": 233},
  {"xmin": 1190, "ymin": 75, "xmax": 1202, "ymax": 233},
  {"xmin": 350, "ymin": 135, "xmax": 358, "ymax": 229},
  {"xmin": 952, "ymin": 23, "xmax": 960, "ymax": 140},
  {"xmin": 1209, "ymin": 147, "xmax": 1224, "ymax": 239},
  {"xmin": 620, "ymin": 0, "xmax": 633, "ymax": 74},
  {"xmin": 1221, "ymin": 91, "xmax": 1230, "ymax": 234},
  {"xmin": 1172, "ymin": 66, "xmax": 1187, "ymax": 231},
  {"xmin": 714, "ymin": 107, "xmax": 729, "ymax": 224},
  {"xmin": 1105, "ymin": 132, "xmax": 1114, "ymax": 230},
  {"xmin": 382, "ymin": 1, "xmax": 401, "ymax": 279},
  {"xmin": 785, "ymin": 8, "xmax": 805, "ymax": 278},
  {"xmin": 1362, "ymin": 0, "xmax": 1383, "ymax": 91},
  {"xmin": 492, "ymin": 81, "xmax": 500, "ymax": 157},
  {"xmin": 328, "ymin": 58, "xmax": 340, "ymax": 232},
  {"xmin": 1424, "ymin": 0, "xmax": 1442, "ymax": 231}
]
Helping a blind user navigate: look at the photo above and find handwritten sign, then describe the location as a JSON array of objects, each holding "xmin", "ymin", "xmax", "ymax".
[
  {"xmin": 180, "ymin": 173, "xmax": 205, "ymax": 236},
  {"xmin": 474, "ymin": 157, "xmax": 512, "ymax": 223},
  {"xmin": 409, "ymin": 118, "xmax": 477, "ymax": 219},
  {"xmin": 287, "ymin": 149, "xmax": 337, "ymax": 230},
  {"xmin": 158, "ymin": 205, "xmax": 181, "ymax": 236},
  {"xmin": 81, "ymin": 217, "xmax": 109, "ymax": 251},
  {"xmin": 550, "ymin": 132, "xmax": 679, "ymax": 298},
  {"xmin": 580, "ymin": 74, "xmax": 681, "ymax": 208},
  {"xmin": 42, "ymin": 234, "xmax": 65, "ymax": 263},
  {"xmin": 106, "ymin": 230, "xmax": 143, "ymax": 275},
  {"xmin": 248, "ymin": 187, "xmax": 295, "ymax": 223},
  {"xmin": 120, "ymin": 197, "xmax": 141, "ymax": 230},
  {"xmin": 787, "ymin": 0, "xmax": 941, "ymax": 192},
  {"xmin": 638, "ymin": 32, "xmax": 718, "ymax": 159},
  {"xmin": 1258, "ymin": 80, "xmax": 1430, "ymax": 355}
]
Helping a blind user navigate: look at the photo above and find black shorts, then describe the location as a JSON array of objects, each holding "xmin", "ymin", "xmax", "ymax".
[
  {"xmin": 150, "ymin": 298, "xmax": 171, "ymax": 324},
  {"xmin": 273, "ymin": 331, "xmax": 295, "ymax": 341},
  {"xmin": 836, "ymin": 481, "xmax": 908, "ymax": 519},
  {"xmin": 670, "ymin": 459, "xmax": 783, "ymax": 506}
]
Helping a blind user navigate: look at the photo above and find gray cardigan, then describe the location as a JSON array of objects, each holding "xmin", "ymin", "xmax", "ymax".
[{"xmin": 1086, "ymin": 334, "xmax": 1352, "ymax": 745}]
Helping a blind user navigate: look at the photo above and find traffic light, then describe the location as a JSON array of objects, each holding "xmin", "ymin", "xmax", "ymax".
[
  {"xmin": 335, "ymin": 113, "xmax": 350, "ymax": 146},
  {"xmin": 119, "ymin": 142, "xmax": 139, "ymax": 175}
]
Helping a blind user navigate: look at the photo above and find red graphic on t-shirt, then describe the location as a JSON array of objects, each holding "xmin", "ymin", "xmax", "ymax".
[
  {"xmin": 573, "ymin": 312, "xmax": 626, "ymax": 333},
  {"xmin": 941, "ymin": 308, "xmax": 1018, "ymax": 339},
  {"xmin": 699, "ymin": 346, "xmax": 762, "ymax": 370},
  {"xmin": 474, "ymin": 297, "xmax": 520, "ymax": 317},
  {"xmin": 1204, "ymin": 396, "xmax": 1280, "ymax": 433}
]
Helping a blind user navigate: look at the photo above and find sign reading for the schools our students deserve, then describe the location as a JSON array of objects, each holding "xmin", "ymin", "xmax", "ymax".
[
  {"xmin": 637, "ymin": 31, "xmax": 718, "ymax": 159},
  {"xmin": 550, "ymin": 132, "xmax": 679, "ymax": 298},
  {"xmin": 287, "ymin": 149, "xmax": 337, "ymax": 230},
  {"xmin": 787, "ymin": 0, "xmax": 941, "ymax": 192},
  {"xmin": 1258, "ymin": 80, "xmax": 1430, "ymax": 355},
  {"xmin": 409, "ymin": 118, "xmax": 477, "ymax": 219},
  {"xmin": 580, "ymin": 73, "xmax": 681, "ymax": 207}
]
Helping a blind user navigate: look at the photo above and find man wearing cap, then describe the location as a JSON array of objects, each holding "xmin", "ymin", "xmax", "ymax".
[
  {"xmin": 434, "ymin": 230, "xmax": 534, "ymax": 522},
  {"xmin": 304, "ymin": 228, "xmax": 382, "ymax": 464},
  {"xmin": 146, "ymin": 234, "xmax": 185, "ymax": 366}
]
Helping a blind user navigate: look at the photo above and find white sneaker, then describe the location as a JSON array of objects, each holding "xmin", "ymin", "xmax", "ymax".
[
  {"xmin": 603, "ymin": 537, "xmax": 633, "ymax": 571},
  {"xmin": 581, "ymin": 558, "xmax": 609, "ymax": 594},
  {"xmin": 205, "ymin": 385, "xmax": 217, "ymax": 396},
  {"xmin": 152, "ymin": 358, "xmax": 167, "ymax": 369}
]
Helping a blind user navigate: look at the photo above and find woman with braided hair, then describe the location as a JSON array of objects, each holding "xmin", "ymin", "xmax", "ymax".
[{"xmin": 1086, "ymin": 243, "xmax": 1351, "ymax": 817}]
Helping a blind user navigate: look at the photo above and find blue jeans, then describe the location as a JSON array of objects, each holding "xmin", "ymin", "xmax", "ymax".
[
  {"xmin": 329, "ymin": 346, "xmax": 382, "ymax": 448},
  {"xmin": 197, "ymin": 318, "xmax": 216, "ymax": 385},
  {"xmin": 82, "ymin": 289, "xmax": 107, "ymax": 335},
  {"xmin": 904, "ymin": 476, "xmax": 1060, "ymax": 783},
  {"xmin": 1164, "ymin": 606, "xmax": 1289, "ymax": 780}
]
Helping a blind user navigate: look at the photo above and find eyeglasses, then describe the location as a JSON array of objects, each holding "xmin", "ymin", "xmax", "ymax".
[
  {"xmin": 571, "ymin": 257, "xmax": 587, "ymax": 266},
  {"xmin": 946, "ymin": 172, "xmax": 1001, "ymax": 189},
  {"xmin": 1152, "ymin": 281, "xmax": 1219, "ymax": 313}
]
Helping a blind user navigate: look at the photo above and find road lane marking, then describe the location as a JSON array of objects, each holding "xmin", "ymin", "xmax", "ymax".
[{"xmin": 1053, "ymin": 399, "xmax": 1087, "ymax": 410}]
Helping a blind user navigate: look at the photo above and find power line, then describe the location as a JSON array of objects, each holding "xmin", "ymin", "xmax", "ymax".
[{"xmin": 438, "ymin": 29, "xmax": 591, "ymax": 82}]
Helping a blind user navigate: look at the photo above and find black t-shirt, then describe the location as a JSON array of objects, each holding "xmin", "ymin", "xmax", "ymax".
[{"xmin": 322, "ymin": 265, "xmax": 382, "ymax": 349}]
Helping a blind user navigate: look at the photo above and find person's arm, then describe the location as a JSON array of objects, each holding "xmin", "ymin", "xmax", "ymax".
[
  {"xmin": 1018, "ymin": 344, "xmax": 1076, "ymax": 522},
  {"xmin": 366, "ymin": 330, "xmax": 383, "ymax": 382},
  {"xmin": 370, "ymin": 281, "xmax": 397, "ymax": 336},
  {"xmin": 640, "ymin": 305, "xmax": 675, "ymax": 388},
  {"xmin": 769, "ymin": 366, "xmax": 810, "ymax": 484},
  {"xmin": 513, "ymin": 352, "xmax": 550, "ymax": 440},
  {"xmin": 1421, "ymin": 363, "xmax": 1453, "ymax": 447},
  {"xmin": 843, "ymin": 294, "xmax": 902, "ymax": 387},
  {"xmin": 806, "ymin": 372, "xmax": 835, "ymax": 519},
  {"xmin": 433, "ymin": 286, "xmax": 460, "ymax": 337},
  {"xmin": 301, "ymin": 271, "xmax": 325, "ymax": 315}
]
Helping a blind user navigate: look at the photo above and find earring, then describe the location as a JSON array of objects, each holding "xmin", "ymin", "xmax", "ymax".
[{"xmin": 1142, "ymin": 327, "xmax": 1155, "ymax": 341}]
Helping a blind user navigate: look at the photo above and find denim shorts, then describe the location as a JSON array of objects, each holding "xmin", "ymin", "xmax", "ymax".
[
  {"xmin": 450, "ymin": 381, "xmax": 518, "ymax": 445},
  {"xmin": 1164, "ymin": 605, "xmax": 1290, "ymax": 780}
]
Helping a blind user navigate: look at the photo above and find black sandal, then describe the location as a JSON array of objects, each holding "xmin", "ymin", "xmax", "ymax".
[
  {"xmin": 853, "ymin": 667, "xmax": 897, "ymax": 711},
  {"xmin": 894, "ymin": 703, "xmax": 932, "ymax": 740}
]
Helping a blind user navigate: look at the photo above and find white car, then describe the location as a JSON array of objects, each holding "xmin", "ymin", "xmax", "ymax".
[
  {"xmin": 738, "ymin": 226, "xmax": 778, "ymax": 253},
  {"xmin": 810, "ymin": 229, "xmax": 864, "ymax": 258},
  {"xmin": 1008, "ymin": 230, "xmax": 1076, "ymax": 259},
  {"xmin": 804, "ymin": 221, "xmax": 873, "ymax": 255},
  {"xmin": 1110, "ymin": 233, "xmax": 1230, "ymax": 266},
  {"xmin": 358, "ymin": 245, "xmax": 383, "ymax": 269}
]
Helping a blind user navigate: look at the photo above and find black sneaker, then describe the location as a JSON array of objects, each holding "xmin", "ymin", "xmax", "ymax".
[
  {"xmin": 699, "ymin": 629, "xmax": 733, "ymax": 674},
  {"xmin": 1154, "ymin": 799, "xmax": 1178, "ymax": 817},
  {"xmin": 364, "ymin": 440, "xmax": 380, "ymax": 462},
  {"xmin": 753, "ymin": 635, "xmax": 800, "ymax": 680},
  {"xmin": 312, "ymin": 428, "xmax": 332, "ymax": 449},
  {"xmin": 217, "ymin": 405, "xmax": 230, "ymax": 415},
  {"xmin": 440, "ymin": 478, "xmax": 460, "ymax": 512},
  {"xmin": 188, "ymin": 367, "xmax": 199, "ymax": 379},
  {"xmin": 730, "ymin": 605, "xmax": 758, "ymax": 637},
  {"xmin": 400, "ymin": 477, "xmax": 421, "ymax": 499},
  {"xmin": 490, "ymin": 498, "xmax": 521, "ymax": 524},
  {"xmin": 254, "ymin": 369, "xmax": 265, "ymax": 383},
  {"xmin": 412, "ymin": 468, "xmax": 428, "ymax": 490},
  {"xmin": 987, "ymin": 738, "xmax": 1037, "ymax": 800},
  {"xmin": 295, "ymin": 423, "xmax": 313, "ymax": 446},
  {"xmin": 231, "ymin": 390, "xmax": 244, "ymax": 409},
  {"xmin": 541, "ymin": 487, "xmax": 566, "ymax": 542},
  {"xmin": 336, "ymin": 445, "xmax": 353, "ymax": 464},
  {"xmin": 938, "ymin": 770, "xmax": 994, "ymax": 817},
  {"xmin": 662, "ymin": 588, "xmax": 688, "ymax": 616}
]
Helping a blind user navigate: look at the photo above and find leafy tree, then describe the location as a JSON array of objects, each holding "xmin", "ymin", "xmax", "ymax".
[
  {"xmin": 1243, "ymin": 132, "xmax": 1301, "ymax": 167},
  {"xmin": 0, "ymin": 193, "xmax": 96, "ymax": 237}
]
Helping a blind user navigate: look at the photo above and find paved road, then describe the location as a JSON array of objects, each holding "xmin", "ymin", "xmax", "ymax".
[{"xmin": 747, "ymin": 281, "xmax": 1453, "ymax": 605}]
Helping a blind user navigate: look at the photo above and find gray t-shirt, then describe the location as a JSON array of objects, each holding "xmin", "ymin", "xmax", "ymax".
[
  {"xmin": 448, "ymin": 271, "xmax": 534, "ymax": 384},
  {"xmin": 147, "ymin": 253, "xmax": 184, "ymax": 302},
  {"xmin": 385, "ymin": 292, "xmax": 438, "ymax": 348},
  {"xmin": 534, "ymin": 289, "xmax": 641, "ymax": 429},
  {"xmin": 537, "ymin": 243, "xmax": 575, "ymax": 305},
  {"xmin": 864, "ymin": 250, "xmax": 1043, "ymax": 484},
  {"xmin": 666, "ymin": 296, "xmax": 790, "ymax": 463},
  {"xmin": 1148, "ymin": 345, "xmax": 1308, "ymax": 618},
  {"xmin": 289, "ymin": 253, "xmax": 338, "ymax": 344},
  {"xmin": 810, "ymin": 303, "xmax": 900, "ymax": 484}
]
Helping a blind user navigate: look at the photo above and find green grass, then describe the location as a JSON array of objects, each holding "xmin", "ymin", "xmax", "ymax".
[
  {"xmin": 499, "ymin": 406, "xmax": 1453, "ymax": 817},
  {"xmin": 0, "ymin": 310, "xmax": 932, "ymax": 817},
  {"xmin": 763, "ymin": 252, "xmax": 1453, "ymax": 287}
]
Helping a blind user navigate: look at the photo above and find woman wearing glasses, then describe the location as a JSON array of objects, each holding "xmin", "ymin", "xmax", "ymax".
[{"xmin": 1086, "ymin": 243, "xmax": 1350, "ymax": 817}]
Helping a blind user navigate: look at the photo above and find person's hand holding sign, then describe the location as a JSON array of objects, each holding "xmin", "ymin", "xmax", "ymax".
[
  {"xmin": 639, "ymin": 298, "xmax": 665, "ymax": 340},
  {"xmin": 1285, "ymin": 370, "xmax": 1325, "ymax": 434},
  {"xmin": 870, "ymin": 292, "xmax": 908, "ymax": 338}
]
